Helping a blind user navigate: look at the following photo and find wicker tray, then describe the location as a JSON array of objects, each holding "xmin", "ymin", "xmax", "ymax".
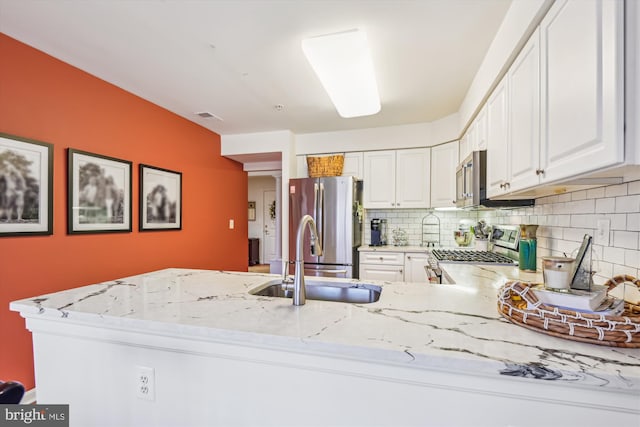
[
  {"xmin": 307, "ymin": 154, "xmax": 344, "ymax": 177},
  {"xmin": 497, "ymin": 275, "xmax": 640, "ymax": 348}
]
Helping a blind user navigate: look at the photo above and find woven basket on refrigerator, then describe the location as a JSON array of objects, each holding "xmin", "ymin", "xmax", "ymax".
[{"xmin": 306, "ymin": 154, "xmax": 344, "ymax": 177}]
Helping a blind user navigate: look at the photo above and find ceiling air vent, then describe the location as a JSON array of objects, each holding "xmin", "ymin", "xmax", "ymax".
[{"xmin": 195, "ymin": 111, "xmax": 223, "ymax": 121}]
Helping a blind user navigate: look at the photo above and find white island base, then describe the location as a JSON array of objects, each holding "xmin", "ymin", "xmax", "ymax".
[{"xmin": 13, "ymin": 269, "xmax": 640, "ymax": 427}]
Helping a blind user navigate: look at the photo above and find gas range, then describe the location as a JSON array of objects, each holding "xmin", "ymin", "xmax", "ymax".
[{"xmin": 425, "ymin": 225, "xmax": 520, "ymax": 284}]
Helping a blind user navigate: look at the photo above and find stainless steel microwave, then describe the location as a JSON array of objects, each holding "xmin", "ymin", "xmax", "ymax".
[{"xmin": 455, "ymin": 151, "xmax": 533, "ymax": 209}]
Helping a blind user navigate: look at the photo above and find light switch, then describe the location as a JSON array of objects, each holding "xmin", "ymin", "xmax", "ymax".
[{"xmin": 229, "ymin": 219, "xmax": 234, "ymax": 229}]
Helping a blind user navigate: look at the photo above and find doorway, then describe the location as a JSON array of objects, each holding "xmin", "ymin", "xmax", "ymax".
[
  {"xmin": 263, "ymin": 190, "xmax": 276, "ymax": 264},
  {"xmin": 248, "ymin": 175, "xmax": 278, "ymax": 268}
]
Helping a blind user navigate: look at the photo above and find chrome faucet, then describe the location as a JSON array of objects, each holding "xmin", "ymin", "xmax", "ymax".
[{"xmin": 292, "ymin": 214, "xmax": 323, "ymax": 306}]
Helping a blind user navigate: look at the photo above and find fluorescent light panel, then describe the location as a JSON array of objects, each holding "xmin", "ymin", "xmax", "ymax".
[{"xmin": 302, "ymin": 29, "xmax": 381, "ymax": 118}]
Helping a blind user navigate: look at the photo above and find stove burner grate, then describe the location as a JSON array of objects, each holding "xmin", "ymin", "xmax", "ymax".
[{"xmin": 431, "ymin": 249, "xmax": 516, "ymax": 265}]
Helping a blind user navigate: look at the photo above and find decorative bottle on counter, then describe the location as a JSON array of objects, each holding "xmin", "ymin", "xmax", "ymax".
[{"xmin": 519, "ymin": 224, "xmax": 539, "ymax": 272}]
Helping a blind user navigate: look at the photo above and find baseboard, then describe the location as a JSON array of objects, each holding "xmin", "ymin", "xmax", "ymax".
[{"xmin": 20, "ymin": 388, "xmax": 36, "ymax": 404}]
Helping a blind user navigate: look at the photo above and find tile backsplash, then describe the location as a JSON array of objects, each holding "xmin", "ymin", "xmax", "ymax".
[
  {"xmin": 363, "ymin": 208, "xmax": 478, "ymax": 248},
  {"xmin": 365, "ymin": 179, "xmax": 640, "ymax": 285}
]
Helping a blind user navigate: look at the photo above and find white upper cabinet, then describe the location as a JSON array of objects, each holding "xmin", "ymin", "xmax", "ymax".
[
  {"xmin": 474, "ymin": 106, "xmax": 488, "ymax": 151},
  {"xmin": 363, "ymin": 150, "xmax": 396, "ymax": 208},
  {"xmin": 396, "ymin": 148, "xmax": 431, "ymax": 208},
  {"xmin": 486, "ymin": 77, "xmax": 510, "ymax": 198},
  {"xmin": 539, "ymin": 0, "xmax": 624, "ymax": 182},
  {"xmin": 487, "ymin": 29, "xmax": 539, "ymax": 198},
  {"xmin": 460, "ymin": 105, "xmax": 486, "ymax": 164},
  {"xmin": 342, "ymin": 152, "xmax": 364, "ymax": 179},
  {"xmin": 363, "ymin": 148, "xmax": 430, "ymax": 209},
  {"xmin": 507, "ymin": 27, "xmax": 540, "ymax": 193},
  {"xmin": 430, "ymin": 141, "xmax": 459, "ymax": 208},
  {"xmin": 486, "ymin": 0, "xmax": 623, "ymax": 198},
  {"xmin": 459, "ymin": 132, "xmax": 470, "ymax": 163},
  {"xmin": 465, "ymin": 122, "xmax": 476, "ymax": 159}
]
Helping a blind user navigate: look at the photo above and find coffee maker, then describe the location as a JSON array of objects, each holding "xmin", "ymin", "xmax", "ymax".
[{"xmin": 370, "ymin": 218, "xmax": 387, "ymax": 246}]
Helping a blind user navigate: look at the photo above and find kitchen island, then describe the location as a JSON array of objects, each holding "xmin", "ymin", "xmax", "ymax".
[{"xmin": 11, "ymin": 267, "xmax": 640, "ymax": 427}]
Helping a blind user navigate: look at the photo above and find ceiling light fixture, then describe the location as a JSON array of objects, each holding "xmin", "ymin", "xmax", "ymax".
[{"xmin": 302, "ymin": 29, "xmax": 381, "ymax": 118}]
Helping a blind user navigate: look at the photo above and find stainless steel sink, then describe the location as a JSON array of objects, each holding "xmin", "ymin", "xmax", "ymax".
[{"xmin": 250, "ymin": 280, "xmax": 382, "ymax": 304}]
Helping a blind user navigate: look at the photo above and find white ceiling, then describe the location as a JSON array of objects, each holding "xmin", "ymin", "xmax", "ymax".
[{"xmin": 0, "ymin": 0, "xmax": 511, "ymax": 136}]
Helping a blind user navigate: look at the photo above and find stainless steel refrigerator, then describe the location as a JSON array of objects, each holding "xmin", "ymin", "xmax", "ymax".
[{"xmin": 289, "ymin": 176, "xmax": 363, "ymax": 278}]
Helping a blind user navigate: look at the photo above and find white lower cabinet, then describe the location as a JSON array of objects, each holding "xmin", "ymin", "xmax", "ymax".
[
  {"xmin": 359, "ymin": 251, "xmax": 404, "ymax": 281},
  {"xmin": 359, "ymin": 263, "xmax": 404, "ymax": 282},
  {"xmin": 359, "ymin": 250, "xmax": 428, "ymax": 283},
  {"xmin": 404, "ymin": 252, "xmax": 429, "ymax": 283}
]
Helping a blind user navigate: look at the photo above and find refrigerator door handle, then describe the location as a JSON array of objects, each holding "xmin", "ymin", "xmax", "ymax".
[
  {"xmin": 317, "ymin": 269, "xmax": 348, "ymax": 274},
  {"xmin": 313, "ymin": 182, "xmax": 319, "ymax": 220},
  {"xmin": 318, "ymin": 182, "xmax": 325, "ymax": 248}
]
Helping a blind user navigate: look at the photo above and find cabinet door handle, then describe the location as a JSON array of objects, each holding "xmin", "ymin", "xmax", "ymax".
[
  {"xmin": 407, "ymin": 256, "xmax": 411, "ymax": 260},
  {"xmin": 379, "ymin": 257, "xmax": 384, "ymax": 261},
  {"xmin": 499, "ymin": 183, "xmax": 505, "ymax": 189},
  {"xmin": 396, "ymin": 203, "xmax": 400, "ymax": 206},
  {"xmin": 506, "ymin": 182, "xmax": 511, "ymax": 189},
  {"xmin": 536, "ymin": 169, "xmax": 545, "ymax": 176}
]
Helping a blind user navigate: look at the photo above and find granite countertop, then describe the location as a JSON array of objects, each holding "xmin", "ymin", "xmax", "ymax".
[{"xmin": 10, "ymin": 266, "xmax": 640, "ymax": 395}]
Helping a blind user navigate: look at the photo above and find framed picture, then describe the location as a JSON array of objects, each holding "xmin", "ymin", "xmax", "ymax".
[
  {"xmin": 139, "ymin": 164, "xmax": 182, "ymax": 231},
  {"xmin": 248, "ymin": 201, "xmax": 256, "ymax": 221},
  {"xmin": 68, "ymin": 149, "xmax": 132, "ymax": 234},
  {"xmin": 0, "ymin": 133, "xmax": 53, "ymax": 237}
]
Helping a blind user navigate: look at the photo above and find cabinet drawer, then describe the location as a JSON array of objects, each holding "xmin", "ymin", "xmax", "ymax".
[
  {"xmin": 359, "ymin": 264, "xmax": 404, "ymax": 282},
  {"xmin": 359, "ymin": 251, "xmax": 404, "ymax": 265}
]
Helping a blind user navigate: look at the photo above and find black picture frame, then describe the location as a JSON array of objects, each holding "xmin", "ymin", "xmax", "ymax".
[
  {"xmin": 139, "ymin": 164, "xmax": 182, "ymax": 231},
  {"xmin": 67, "ymin": 148, "xmax": 132, "ymax": 234},
  {"xmin": 0, "ymin": 133, "xmax": 53, "ymax": 237}
]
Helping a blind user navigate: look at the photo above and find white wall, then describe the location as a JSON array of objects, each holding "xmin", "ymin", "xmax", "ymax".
[
  {"xmin": 221, "ymin": 130, "xmax": 295, "ymax": 259},
  {"xmin": 458, "ymin": 0, "xmax": 553, "ymax": 130},
  {"xmin": 295, "ymin": 113, "xmax": 459, "ymax": 155},
  {"xmin": 221, "ymin": 130, "xmax": 294, "ymax": 156}
]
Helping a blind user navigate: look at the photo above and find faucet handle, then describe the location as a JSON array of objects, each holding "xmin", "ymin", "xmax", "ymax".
[
  {"xmin": 281, "ymin": 282, "xmax": 294, "ymax": 291},
  {"xmin": 281, "ymin": 260, "xmax": 293, "ymax": 283}
]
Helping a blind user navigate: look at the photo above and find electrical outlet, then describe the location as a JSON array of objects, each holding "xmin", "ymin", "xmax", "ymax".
[
  {"xmin": 136, "ymin": 366, "xmax": 155, "ymax": 401},
  {"xmin": 596, "ymin": 219, "xmax": 610, "ymax": 245}
]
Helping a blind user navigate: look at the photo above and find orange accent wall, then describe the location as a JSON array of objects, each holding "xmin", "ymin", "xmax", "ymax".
[{"xmin": 0, "ymin": 34, "xmax": 248, "ymax": 390}]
